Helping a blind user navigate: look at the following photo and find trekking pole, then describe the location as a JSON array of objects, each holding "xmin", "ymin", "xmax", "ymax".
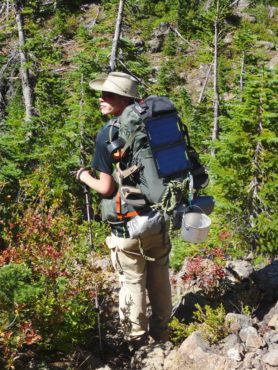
[
  {"xmin": 79, "ymin": 75, "xmax": 94, "ymax": 251},
  {"xmin": 78, "ymin": 74, "xmax": 103, "ymax": 355}
]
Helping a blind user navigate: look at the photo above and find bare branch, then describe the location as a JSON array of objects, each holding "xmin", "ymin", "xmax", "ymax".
[
  {"xmin": 211, "ymin": 0, "xmax": 220, "ymax": 156},
  {"xmin": 198, "ymin": 62, "xmax": 213, "ymax": 104},
  {"xmin": 14, "ymin": 0, "xmax": 35, "ymax": 122},
  {"xmin": 0, "ymin": 1, "xmax": 7, "ymax": 17},
  {"xmin": 169, "ymin": 25, "xmax": 194, "ymax": 47},
  {"xmin": 117, "ymin": 58, "xmax": 148, "ymax": 89},
  {"xmin": 110, "ymin": 0, "xmax": 126, "ymax": 72}
]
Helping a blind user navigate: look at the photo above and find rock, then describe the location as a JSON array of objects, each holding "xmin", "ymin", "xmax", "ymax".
[
  {"xmin": 267, "ymin": 6, "xmax": 277, "ymax": 18},
  {"xmin": 268, "ymin": 314, "xmax": 278, "ymax": 331},
  {"xmin": 239, "ymin": 326, "xmax": 258, "ymax": 342},
  {"xmin": 242, "ymin": 352, "xmax": 256, "ymax": 369},
  {"xmin": 227, "ymin": 347, "xmax": 243, "ymax": 362},
  {"xmin": 225, "ymin": 260, "xmax": 254, "ymax": 282},
  {"xmin": 131, "ymin": 341, "xmax": 173, "ymax": 369},
  {"xmin": 131, "ymin": 36, "xmax": 145, "ymax": 49},
  {"xmin": 262, "ymin": 349, "xmax": 278, "ymax": 367},
  {"xmin": 264, "ymin": 302, "xmax": 278, "ymax": 323},
  {"xmin": 164, "ymin": 331, "xmax": 237, "ymax": 370},
  {"xmin": 252, "ymin": 261, "xmax": 278, "ymax": 301},
  {"xmin": 267, "ymin": 53, "xmax": 278, "ymax": 69},
  {"xmin": 225, "ymin": 313, "xmax": 253, "ymax": 334},
  {"xmin": 153, "ymin": 22, "xmax": 170, "ymax": 37},
  {"xmin": 246, "ymin": 334, "xmax": 266, "ymax": 352},
  {"xmin": 148, "ymin": 38, "xmax": 164, "ymax": 53},
  {"xmin": 222, "ymin": 334, "xmax": 241, "ymax": 350},
  {"xmin": 236, "ymin": 0, "xmax": 251, "ymax": 11},
  {"xmin": 236, "ymin": 12, "xmax": 257, "ymax": 23},
  {"xmin": 239, "ymin": 327, "xmax": 266, "ymax": 351},
  {"xmin": 256, "ymin": 41, "xmax": 276, "ymax": 50},
  {"xmin": 263, "ymin": 330, "xmax": 278, "ymax": 348}
]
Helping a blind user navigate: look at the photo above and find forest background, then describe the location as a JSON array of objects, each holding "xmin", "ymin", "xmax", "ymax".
[{"xmin": 0, "ymin": 0, "xmax": 277, "ymax": 368}]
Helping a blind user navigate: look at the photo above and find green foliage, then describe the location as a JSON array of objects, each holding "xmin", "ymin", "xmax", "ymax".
[
  {"xmin": 211, "ymin": 66, "xmax": 278, "ymax": 254},
  {"xmin": 0, "ymin": 0, "xmax": 277, "ymax": 365},
  {"xmin": 0, "ymin": 263, "xmax": 41, "ymax": 310},
  {"xmin": 170, "ymin": 303, "xmax": 228, "ymax": 345},
  {"xmin": 0, "ymin": 204, "xmax": 106, "ymax": 366},
  {"xmin": 170, "ymin": 235, "xmax": 200, "ymax": 271}
]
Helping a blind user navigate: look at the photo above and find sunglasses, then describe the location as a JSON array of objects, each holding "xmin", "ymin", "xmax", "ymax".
[{"xmin": 101, "ymin": 91, "xmax": 118, "ymax": 99}]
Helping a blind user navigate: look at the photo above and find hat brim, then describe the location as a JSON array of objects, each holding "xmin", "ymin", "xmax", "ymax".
[
  {"xmin": 89, "ymin": 78, "xmax": 140, "ymax": 99},
  {"xmin": 89, "ymin": 78, "xmax": 106, "ymax": 91}
]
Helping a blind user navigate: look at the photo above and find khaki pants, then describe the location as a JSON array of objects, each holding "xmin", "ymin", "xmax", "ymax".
[{"xmin": 106, "ymin": 231, "xmax": 172, "ymax": 341}]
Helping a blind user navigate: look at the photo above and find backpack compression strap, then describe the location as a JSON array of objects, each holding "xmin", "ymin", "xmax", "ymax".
[{"xmin": 115, "ymin": 192, "xmax": 141, "ymax": 220}]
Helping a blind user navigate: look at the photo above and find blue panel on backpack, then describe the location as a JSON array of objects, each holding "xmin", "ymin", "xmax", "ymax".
[
  {"xmin": 145, "ymin": 114, "xmax": 183, "ymax": 148},
  {"xmin": 145, "ymin": 113, "xmax": 191, "ymax": 177},
  {"xmin": 153, "ymin": 144, "xmax": 192, "ymax": 178}
]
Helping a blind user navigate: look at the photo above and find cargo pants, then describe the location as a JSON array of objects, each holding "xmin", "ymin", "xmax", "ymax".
[{"xmin": 105, "ymin": 231, "xmax": 172, "ymax": 342}]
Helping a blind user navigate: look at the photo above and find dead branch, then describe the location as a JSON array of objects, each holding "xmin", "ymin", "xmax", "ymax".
[
  {"xmin": 211, "ymin": 0, "xmax": 220, "ymax": 156},
  {"xmin": 198, "ymin": 62, "xmax": 213, "ymax": 104},
  {"xmin": 14, "ymin": 0, "xmax": 34, "ymax": 122},
  {"xmin": 169, "ymin": 25, "xmax": 194, "ymax": 47},
  {"xmin": 109, "ymin": 0, "xmax": 126, "ymax": 72}
]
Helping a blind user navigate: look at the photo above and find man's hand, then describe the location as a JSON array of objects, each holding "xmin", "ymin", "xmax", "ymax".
[
  {"xmin": 76, "ymin": 167, "xmax": 92, "ymax": 183},
  {"xmin": 76, "ymin": 168, "xmax": 115, "ymax": 196}
]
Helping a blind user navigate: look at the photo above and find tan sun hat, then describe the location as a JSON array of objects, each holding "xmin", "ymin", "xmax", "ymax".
[{"xmin": 89, "ymin": 72, "xmax": 140, "ymax": 99}]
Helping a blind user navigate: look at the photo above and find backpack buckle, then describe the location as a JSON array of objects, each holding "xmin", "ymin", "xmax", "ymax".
[{"xmin": 120, "ymin": 186, "xmax": 146, "ymax": 207}]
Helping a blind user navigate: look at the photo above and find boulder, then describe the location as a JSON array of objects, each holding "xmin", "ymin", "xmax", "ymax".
[
  {"xmin": 164, "ymin": 331, "xmax": 237, "ymax": 370},
  {"xmin": 225, "ymin": 260, "xmax": 254, "ymax": 282},
  {"xmin": 252, "ymin": 261, "xmax": 278, "ymax": 301},
  {"xmin": 225, "ymin": 313, "xmax": 253, "ymax": 334},
  {"xmin": 262, "ymin": 349, "xmax": 278, "ymax": 367}
]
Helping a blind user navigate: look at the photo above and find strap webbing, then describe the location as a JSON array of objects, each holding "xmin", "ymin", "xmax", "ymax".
[{"xmin": 115, "ymin": 192, "xmax": 141, "ymax": 220}]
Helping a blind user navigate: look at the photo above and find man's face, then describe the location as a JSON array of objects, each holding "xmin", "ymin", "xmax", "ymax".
[{"xmin": 99, "ymin": 92, "xmax": 131, "ymax": 116}]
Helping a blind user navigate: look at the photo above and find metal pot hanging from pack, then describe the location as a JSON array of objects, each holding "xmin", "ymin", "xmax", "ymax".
[{"xmin": 181, "ymin": 205, "xmax": 211, "ymax": 243}]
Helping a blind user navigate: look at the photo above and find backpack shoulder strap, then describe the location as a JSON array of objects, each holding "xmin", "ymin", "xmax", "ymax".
[{"xmin": 107, "ymin": 117, "xmax": 120, "ymax": 142}]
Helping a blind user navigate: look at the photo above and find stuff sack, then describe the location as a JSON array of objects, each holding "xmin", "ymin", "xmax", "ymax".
[{"xmin": 126, "ymin": 209, "xmax": 165, "ymax": 239}]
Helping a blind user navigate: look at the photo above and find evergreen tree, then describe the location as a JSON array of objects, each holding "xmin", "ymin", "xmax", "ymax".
[{"xmin": 211, "ymin": 66, "xmax": 278, "ymax": 254}]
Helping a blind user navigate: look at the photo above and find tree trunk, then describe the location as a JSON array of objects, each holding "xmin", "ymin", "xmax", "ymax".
[
  {"xmin": 14, "ymin": 0, "xmax": 34, "ymax": 122},
  {"xmin": 211, "ymin": 0, "xmax": 220, "ymax": 156},
  {"xmin": 109, "ymin": 0, "xmax": 126, "ymax": 72}
]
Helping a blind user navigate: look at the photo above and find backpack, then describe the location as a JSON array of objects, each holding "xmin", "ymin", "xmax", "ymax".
[{"xmin": 101, "ymin": 95, "xmax": 210, "ymax": 224}]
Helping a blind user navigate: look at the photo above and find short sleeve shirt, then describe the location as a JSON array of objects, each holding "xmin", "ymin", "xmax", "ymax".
[
  {"xmin": 91, "ymin": 120, "xmax": 129, "ymax": 238},
  {"xmin": 92, "ymin": 121, "xmax": 118, "ymax": 174}
]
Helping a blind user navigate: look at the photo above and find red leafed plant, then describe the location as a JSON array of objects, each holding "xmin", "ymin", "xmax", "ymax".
[{"xmin": 180, "ymin": 247, "xmax": 227, "ymax": 296}]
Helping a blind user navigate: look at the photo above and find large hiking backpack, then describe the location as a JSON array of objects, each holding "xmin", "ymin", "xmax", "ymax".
[{"xmin": 101, "ymin": 95, "xmax": 210, "ymax": 223}]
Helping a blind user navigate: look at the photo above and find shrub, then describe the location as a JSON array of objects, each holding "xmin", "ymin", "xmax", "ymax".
[
  {"xmin": 0, "ymin": 205, "xmax": 106, "ymax": 368},
  {"xmin": 179, "ymin": 247, "xmax": 227, "ymax": 297},
  {"xmin": 170, "ymin": 303, "xmax": 228, "ymax": 345}
]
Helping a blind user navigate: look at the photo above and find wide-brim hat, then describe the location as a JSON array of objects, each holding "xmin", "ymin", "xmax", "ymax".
[{"xmin": 89, "ymin": 72, "xmax": 140, "ymax": 99}]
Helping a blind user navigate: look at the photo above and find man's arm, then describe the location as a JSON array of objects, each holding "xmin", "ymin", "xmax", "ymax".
[{"xmin": 77, "ymin": 169, "xmax": 115, "ymax": 197}]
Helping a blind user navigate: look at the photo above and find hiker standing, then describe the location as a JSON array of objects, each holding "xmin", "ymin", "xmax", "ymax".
[{"xmin": 77, "ymin": 72, "xmax": 172, "ymax": 348}]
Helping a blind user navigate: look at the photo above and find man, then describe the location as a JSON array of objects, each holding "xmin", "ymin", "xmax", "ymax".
[{"xmin": 77, "ymin": 72, "xmax": 172, "ymax": 349}]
